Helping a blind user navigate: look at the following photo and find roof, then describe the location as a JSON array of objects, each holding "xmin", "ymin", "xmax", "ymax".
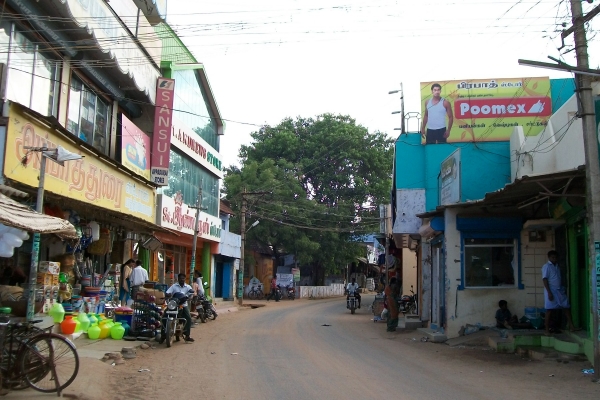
[
  {"xmin": 220, "ymin": 199, "xmax": 235, "ymax": 216},
  {"xmin": 0, "ymin": 193, "xmax": 77, "ymax": 239},
  {"xmin": 417, "ymin": 167, "xmax": 586, "ymax": 217}
]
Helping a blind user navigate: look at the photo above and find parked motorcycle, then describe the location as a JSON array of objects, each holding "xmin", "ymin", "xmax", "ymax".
[
  {"xmin": 286, "ymin": 285, "xmax": 295, "ymax": 300},
  {"xmin": 160, "ymin": 291, "xmax": 193, "ymax": 347},
  {"xmin": 268, "ymin": 285, "xmax": 282, "ymax": 301},
  {"xmin": 194, "ymin": 293, "xmax": 217, "ymax": 322},
  {"xmin": 399, "ymin": 285, "xmax": 417, "ymax": 315}
]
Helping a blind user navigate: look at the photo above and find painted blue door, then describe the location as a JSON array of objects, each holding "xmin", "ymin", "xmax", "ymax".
[{"xmin": 222, "ymin": 263, "xmax": 232, "ymax": 299}]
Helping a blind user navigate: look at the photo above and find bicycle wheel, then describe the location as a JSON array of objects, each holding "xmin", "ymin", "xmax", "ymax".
[
  {"xmin": 1, "ymin": 325, "xmax": 44, "ymax": 390},
  {"xmin": 257, "ymin": 289, "xmax": 265, "ymax": 300},
  {"xmin": 248, "ymin": 290, "xmax": 256, "ymax": 300},
  {"xmin": 20, "ymin": 334, "xmax": 79, "ymax": 393}
]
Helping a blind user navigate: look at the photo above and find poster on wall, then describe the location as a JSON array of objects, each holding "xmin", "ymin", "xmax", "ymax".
[
  {"xmin": 420, "ymin": 77, "xmax": 551, "ymax": 144},
  {"xmin": 440, "ymin": 148, "xmax": 461, "ymax": 205},
  {"xmin": 121, "ymin": 115, "xmax": 151, "ymax": 181}
]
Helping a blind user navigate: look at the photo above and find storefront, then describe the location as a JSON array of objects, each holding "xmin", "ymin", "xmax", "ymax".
[{"xmin": 2, "ymin": 103, "xmax": 159, "ymax": 302}]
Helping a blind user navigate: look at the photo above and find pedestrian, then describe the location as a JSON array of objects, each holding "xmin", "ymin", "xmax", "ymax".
[
  {"xmin": 119, "ymin": 259, "xmax": 134, "ymax": 306},
  {"xmin": 193, "ymin": 270, "xmax": 205, "ymax": 296},
  {"xmin": 129, "ymin": 259, "xmax": 148, "ymax": 301},
  {"xmin": 385, "ymin": 277, "xmax": 400, "ymax": 332},
  {"xmin": 542, "ymin": 250, "xmax": 579, "ymax": 334},
  {"xmin": 267, "ymin": 275, "xmax": 279, "ymax": 301}
]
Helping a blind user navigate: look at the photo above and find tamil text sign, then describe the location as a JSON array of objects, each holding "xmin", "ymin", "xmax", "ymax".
[
  {"xmin": 157, "ymin": 194, "xmax": 221, "ymax": 242},
  {"xmin": 151, "ymin": 77, "xmax": 175, "ymax": 185},
  {"xmin": 5, "ymin": 105, "xmax": 155, "ymax": 222},
  {"xmin": 420, "ymin": 77, "xmax": 551, "ymax": 144},
  {"xmin": 121, "ymin": 115, "xmax": 151, "ymax": 181},
  {"xmin": 440, "ymin": 149, "xmax": 461, "ymax": 205}
]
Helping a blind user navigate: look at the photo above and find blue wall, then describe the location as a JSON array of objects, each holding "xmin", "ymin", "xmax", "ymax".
[{"xmin": 395, "ymin": 133, "xmax": 510, "ymax": 211}]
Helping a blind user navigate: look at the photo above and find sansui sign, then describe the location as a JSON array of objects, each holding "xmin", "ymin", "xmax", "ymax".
[{"xmin": 151, "ymin": 78, "xmax": 175, "ymax": 185}]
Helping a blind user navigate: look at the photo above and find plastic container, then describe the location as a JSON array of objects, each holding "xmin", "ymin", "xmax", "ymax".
[
  {"xmin": 48, "ymin": 302, "xmax": 65, "ymax": 323},
  {"xmin": 77, "ymin": 312, "xmax": 90, "ymax": 333},
  {"xmin": 115, "ymin": 314, "xmax": 133, "ymax": 327},
  {"xmin": 110, "ymin": 322, "xmax": 125, "ymax": 340},
  {"xmin": 60, "ymin": 316, "xmax": 77, "ymax": 335},
  {"xmin": 87, "ymin": 323, "xmax": 101, "ymax": 340}
]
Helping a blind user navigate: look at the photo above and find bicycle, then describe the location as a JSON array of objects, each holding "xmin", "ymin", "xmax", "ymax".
[
  {"xmin": 247, "ymin": 285, "xmax": 264, "ymax": 300},
  {"xmin": 0, "ymin": 309, "xmax": 79, "ymax": 395}
]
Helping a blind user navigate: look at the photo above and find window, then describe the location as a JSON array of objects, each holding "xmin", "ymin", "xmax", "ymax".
[
  {"xmin": 172, "ymin": 69, "xmax": 219, "ymax": 151},
  {"xmin": 4, "ymin": 26, "xmax": 59, "ymax": 117},
  {"xmin": 67, "ymin": 75, "xmax": 111, "ymax": 154},
  {"xmin": 464, "ymin": 238, "xmax": 517, "ymax": 288},
  {"xmin": 162, "ymin": 149, "xmax": 220, "ymax": 217}
]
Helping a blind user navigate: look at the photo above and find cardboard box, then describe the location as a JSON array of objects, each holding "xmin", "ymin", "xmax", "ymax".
[
  {"xmin": 36, "ymin": 273, "xmax": 58, "ymax": 286},
  {"xmin": 39, "ymin": 261, "xmax": 60, "ymax": 275},
  {"xmin": 141, "ymin": 288, "xmax": 166, "ymax": 305}
]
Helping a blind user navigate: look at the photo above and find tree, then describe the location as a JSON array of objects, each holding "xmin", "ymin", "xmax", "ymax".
[{"xmin": 224, "ymin": 114, "xmax": 394, "ymax": 284}]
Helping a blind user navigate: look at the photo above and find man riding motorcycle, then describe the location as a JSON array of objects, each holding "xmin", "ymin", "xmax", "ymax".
[
  {"xmin": 346, "ymin": 277, "xmax": 361, "ymax": 309},
  {"xmin": 162, "ymin": 273, "xmax": 194, "ymax": 343}
]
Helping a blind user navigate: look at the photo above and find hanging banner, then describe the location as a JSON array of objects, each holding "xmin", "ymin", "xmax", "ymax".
[
  {"xmin": 151, "ymin": 77, "xmax": 175, "ymax": 185},
  {"xmin": 420, "ymin": 77, "xmax": 551, "ymax": 144},
  {"xmin": 121, "ymin": 115, "xmax": 151, "ymax": 181}
]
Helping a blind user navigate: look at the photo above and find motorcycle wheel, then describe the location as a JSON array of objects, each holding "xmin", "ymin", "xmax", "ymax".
[
  {"xmin": 408, "ymin": 304, "xmax": 417, "ymax": 315},
  {"xmin": 166, "ymin": 320, "xmax": 173, "ymax": 348},
  {"xmin": 199, "ymin": 310, "xmax": 206, "ymax": 323},
  {"xmin": 208, "ymin": 308, "xmax": 217, "ymax": 320},
  {"xmin": 351, "ymin": 307, "xmax": 355, "ymax": 315}
]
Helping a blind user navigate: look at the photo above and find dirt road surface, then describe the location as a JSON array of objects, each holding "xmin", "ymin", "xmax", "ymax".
[{"xmin": 77, "ymin": 295, "xmax": 599, "ymax": 399}]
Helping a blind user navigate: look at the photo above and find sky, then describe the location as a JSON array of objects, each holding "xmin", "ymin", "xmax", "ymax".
[{"xmin": 165, "ymin": 0, "xmax": 600, "ymax": 168}]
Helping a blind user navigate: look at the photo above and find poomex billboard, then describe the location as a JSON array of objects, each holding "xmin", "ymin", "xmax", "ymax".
[{"xmin": 420, "ymin": 77, "xmax": 551, "ymax": 144}]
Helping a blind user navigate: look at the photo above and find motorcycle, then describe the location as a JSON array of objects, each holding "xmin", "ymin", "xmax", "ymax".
[
  {"xmin": 286, "ymin": 285, "xmax": 295, "ymax": 300},
  {"xmin": 347, "ymin": 292, "xmax": 358, "ymax": 314},
  {"xmin": 160, "ymin": 291, "xmax": 192, "ymax": 347},
  {"xmin": 194, "ymin": 293, "xmax": 218, "ymax": 322},
  {"xmin": 399, "ymin": 285, "xmax": 418, "ymax": 315},
  {"xmin": 268, "ymin": 285, "xmax": 282, "ymax": 301}
]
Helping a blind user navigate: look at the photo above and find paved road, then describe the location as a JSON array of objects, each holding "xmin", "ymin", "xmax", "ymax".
[{"xmin": 94, "ymin": 294, "xmax": 599, "ymax": 399}]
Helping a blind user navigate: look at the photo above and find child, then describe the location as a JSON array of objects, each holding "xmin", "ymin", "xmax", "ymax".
[{"xmin": 495, "ymin": 300, "xmax": 519, "ymax": 329}]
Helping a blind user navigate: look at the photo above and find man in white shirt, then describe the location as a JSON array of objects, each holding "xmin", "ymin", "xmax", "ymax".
[
  {"xmin": 346, "ymin": 277, "xmax": 361, "ymax": 309},
  {"xmin": 129, "ymin": 260, "xmax": 148, "ymax": 300},
  {"xmin": 164, "ymin": 273, "xmax": 194, "ymax": 343}
]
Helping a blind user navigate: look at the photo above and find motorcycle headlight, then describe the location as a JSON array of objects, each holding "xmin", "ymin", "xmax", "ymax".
[{"xmin": 167, "ymin": 299, "xmax": 178, "ymax": 310}]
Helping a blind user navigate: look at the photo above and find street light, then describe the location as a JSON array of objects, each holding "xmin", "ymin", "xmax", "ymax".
[{"xmin": 24, "ymin": 146, "xmax": 83, "ymax": 321}]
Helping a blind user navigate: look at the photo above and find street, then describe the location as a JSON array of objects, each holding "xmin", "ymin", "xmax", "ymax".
[{"xmin": 38, "ymin": 294, "xmax": 599, "ymax": 400}]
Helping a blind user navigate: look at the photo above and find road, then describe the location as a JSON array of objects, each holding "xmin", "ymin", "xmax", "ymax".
[{"xmin": 99, "ymin": 294, "xmax": 598, "ymax": 400}]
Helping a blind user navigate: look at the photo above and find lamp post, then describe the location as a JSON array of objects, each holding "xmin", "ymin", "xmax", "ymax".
[{"xmin": 24, "ymin": 146, "xmax": 83, "ymax": 321}]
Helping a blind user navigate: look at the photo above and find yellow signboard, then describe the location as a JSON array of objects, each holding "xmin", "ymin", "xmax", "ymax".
[
  {"xmin": 420, "ymin": 77, "xmax": 551, "ymax": 144},
  {"xmin": 4, "ymin": 105, "xmax": 156, "ymax": 223}
]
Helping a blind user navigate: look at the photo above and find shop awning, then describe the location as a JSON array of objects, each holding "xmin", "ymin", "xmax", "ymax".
[{"xmin": 0, "ymin": 193, "xmax": 77, "ymax": 239}]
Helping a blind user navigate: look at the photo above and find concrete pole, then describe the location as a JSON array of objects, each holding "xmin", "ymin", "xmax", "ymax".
[
  {"xmin": 238, "ymin": 189, "xmax": 246, "ymax": 306},
  {"xmin": 570, "ymin": 0, "xmax": 600, "ymax": 379},
  {"xmin": 189, "ymin": 185, "xmax": 202, "ymax": 286}
]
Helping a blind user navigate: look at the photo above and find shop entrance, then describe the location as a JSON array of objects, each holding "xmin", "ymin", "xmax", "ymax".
[{"xmin": 215, "ymin": 261, "xmax": 224, "ymax": 298}]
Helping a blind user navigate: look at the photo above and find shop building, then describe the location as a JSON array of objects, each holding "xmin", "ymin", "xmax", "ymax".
[
  {"xmin": 0, "ymin": 0, "xmax": 166, "ymax": 291},
  {"xmin": 152, "ymin": 24, "xmax": 224, "ymax": 292}
]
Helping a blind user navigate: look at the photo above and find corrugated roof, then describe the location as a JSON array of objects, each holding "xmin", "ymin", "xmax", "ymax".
[
  {"xmin": 220, "ymin": 199, "xmax": 235, "ymax": 216},
  {"xmin": 0, "ymin": 193, "xmax": 77, "ymax": 239}
]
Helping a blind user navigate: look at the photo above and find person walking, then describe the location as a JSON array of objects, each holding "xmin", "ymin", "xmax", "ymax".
[
  {"xmin": 385, "ymin": 277, "xmax": 401, "ymax": 332},
  {"xmin": 267, "ymin": 275, "xmax": 279, "ymax": 302}
]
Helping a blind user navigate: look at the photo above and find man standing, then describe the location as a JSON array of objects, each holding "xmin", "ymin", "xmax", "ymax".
[
  {"xmin": 164, "ymin": 273, "xmax": 194, "ymax": 343},
  {"xmin": 267, "ymin": 275, "xmax": 279, "ymax": 302},
  {"xmin": 542, "ymin": 250, "xmax": 577, "ymax": 334},
  {"xmin": 421, "ymin": 83, "xmax": 453, "ymax": 144},
  {"xmin": 346, "ymin": 277, "xmax": 361, "ymax": 309},
  {"xmin": 129, "ymin": 259, "xmax": 148, "ymax": 301}
]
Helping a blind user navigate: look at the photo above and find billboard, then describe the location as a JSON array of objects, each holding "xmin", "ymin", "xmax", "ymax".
[
  {"xmin": 440, "ymin": 149, "xmax": 461, "ymax": 205},
  {"xmin": 151, "ymin": 77, "xmax": 175, "ymax": 185},
  {"xmin": 420, "ymin": 77, "xmax": 551, "ymax": 144},
  {"xmin": 121, "ymin": 115, "xmax": 151, "ymax": 181}
]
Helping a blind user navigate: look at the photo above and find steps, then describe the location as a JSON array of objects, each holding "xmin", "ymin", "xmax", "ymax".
[{"xmin": 488, "ymin": 330, "xmax": 589, "ymax": 361}]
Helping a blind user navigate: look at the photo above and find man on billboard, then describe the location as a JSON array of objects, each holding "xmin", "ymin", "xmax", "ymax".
[{"xmin": 421, "ymin": 83, "xmax": 453, "ymax": 144}]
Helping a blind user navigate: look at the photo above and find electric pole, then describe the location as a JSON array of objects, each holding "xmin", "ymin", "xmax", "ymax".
[
  {"xmin": 569, "ymin": 0, "xmax": 600, "ymax": 379},
  {"xmin": 189, "ymin": 181, "xmax": 205, "ymax": 287},
  {"xmin": 238, "ymin": 189, "xmax": 271, "ymax": 306}
]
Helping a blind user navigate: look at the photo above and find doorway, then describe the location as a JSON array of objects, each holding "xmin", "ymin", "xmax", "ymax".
[{"xmin": 215, "ymin": 261, "xmax": 224, "ymax": 298}]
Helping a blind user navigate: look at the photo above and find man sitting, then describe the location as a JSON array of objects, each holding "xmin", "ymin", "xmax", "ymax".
[{"xmin": 346, "ymin": 277, "xmax": 361, "ymax": 309}]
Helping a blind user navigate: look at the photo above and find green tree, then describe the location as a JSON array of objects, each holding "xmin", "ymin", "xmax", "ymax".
[{"xmin": 224, "ymin": 114, "xmax": 394, "ymax": 284}]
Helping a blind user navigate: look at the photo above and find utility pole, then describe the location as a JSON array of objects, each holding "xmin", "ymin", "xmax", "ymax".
[
  {"xmin": 189, "ymin": 181, "xmax": 205, "ymax": 287},
  {"xmin": 568, "ymin": 0, "xmax": 600, "ymax": 380},
  {"xmin": 238, "ymin": 189, "xmax": 271, "ymax": 306}
]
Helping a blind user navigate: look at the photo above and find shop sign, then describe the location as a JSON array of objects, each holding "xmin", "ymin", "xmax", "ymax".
[
  {"xmin": 4, "ymin": 105, "xmax": 155, "ymax": 223},
  {"xmin": 440, "ymin": 148, "xmax": 461, "ymax": 205},
  {"xmin": 121, "ymin": 115, "xmax": 151, "ymax": 181},
  {"xmin": 171, "ymin": 117, "xmax": 224, "ymax": 179},
  {"xmin": 60, "ymin": 0, "xmax": 159, "ymax": 103},
  {"xmin": 158, "ymin": 193, "xmax": 221, "ymax": 242},
  {"xmin": 420, "ymin": 77, "xmax": 551, "ymax": 144},
  {"xmin": 151, "ymin": 78, "xmax": 175, "ymax": 185}
]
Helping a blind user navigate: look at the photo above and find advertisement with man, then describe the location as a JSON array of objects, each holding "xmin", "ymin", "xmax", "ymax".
[{"xmin": 420, "ymin": 77, "xmax": 551, "ymax": 144}]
